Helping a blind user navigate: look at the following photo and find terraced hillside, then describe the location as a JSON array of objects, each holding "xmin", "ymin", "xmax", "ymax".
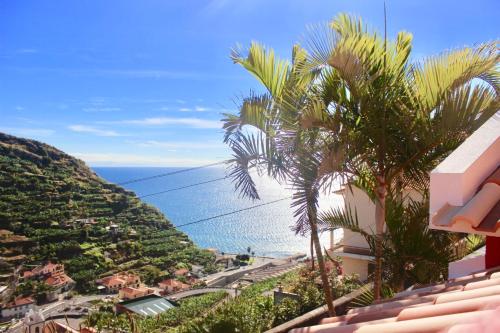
[{"xmin": 0, "ymin": 132, "xmax": 215, "ymax": 292}]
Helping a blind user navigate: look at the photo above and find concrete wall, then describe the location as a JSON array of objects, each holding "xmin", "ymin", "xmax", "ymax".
[
  {"xmin": 448, "ymin": 247, "xmax": 486, "ymax": 279},
  {"xmin": 1, "ymin": 303, "xmax": 34, "ymax": 319},
  {"xmin": 342, "ymin": 187, "xmax": 376, "ymax": 249},
  {"xmin": 341, "ymin": 256, "xmax": 370, "ymax": 281}
]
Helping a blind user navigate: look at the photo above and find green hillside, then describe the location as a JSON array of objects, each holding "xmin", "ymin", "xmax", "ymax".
[{"xmin": 0, "ymin": 132, "xmax": 215, "ymax": 292}]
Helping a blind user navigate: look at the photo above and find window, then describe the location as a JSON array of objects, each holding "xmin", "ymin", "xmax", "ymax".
[{"xmin": 35, "ymin": 327, "xmax": 40, "ymax": 333}]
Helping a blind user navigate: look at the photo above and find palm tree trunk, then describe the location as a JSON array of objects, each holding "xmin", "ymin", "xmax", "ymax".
[
  {"xmin": 373, "ymin": 176, "xmax": 387, "ymax": 300},
  {"xmin": 309, "ymin": 209, "xmax": 336, "ymax": 317},
  {"xmin": 310, "ymin": 234, "xmax": 315, "ymax": 270}
]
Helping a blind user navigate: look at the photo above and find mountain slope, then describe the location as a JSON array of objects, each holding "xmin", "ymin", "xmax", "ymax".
[{"xmin": 0, "ymin": 132, "xmax": 214, "ymax": 292}]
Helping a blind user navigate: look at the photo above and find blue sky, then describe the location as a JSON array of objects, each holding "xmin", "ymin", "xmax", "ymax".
[{"xmin": 1, "ymin": 0, "xmax": 498, "ymax": 167}]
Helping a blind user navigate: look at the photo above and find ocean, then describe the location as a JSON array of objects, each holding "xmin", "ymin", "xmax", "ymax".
[{"xmin": 94, "ymin": 166, "xmax": 343, "ymax": 258}]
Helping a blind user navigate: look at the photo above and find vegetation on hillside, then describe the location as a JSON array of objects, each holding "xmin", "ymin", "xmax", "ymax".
[
  {"xmin": 83, "ymin": 267, "xmax": 361, "ymax": 333},
  {"xmin": 0, "ymin": 132, "xmax": 215, "ymax": 292}
]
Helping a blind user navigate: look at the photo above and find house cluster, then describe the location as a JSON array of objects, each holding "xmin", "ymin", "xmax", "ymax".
[
  {"xmin": 157, "ymin": 266, "xmax": 201, "ymax": 295},
  {"xmin": 95, "ymin": 266, "xmax": 202, "ymax": 302},
  {"xmin": 23, "ymin": 262, "xmax": 75, "ymax": 297},
  {"xmin": 1, "ymin": 262, "xmax": 75, "ymax": 320},
  {"xmin": 96, "ymin": 272, "xmax": 154, "ymax": 301}
]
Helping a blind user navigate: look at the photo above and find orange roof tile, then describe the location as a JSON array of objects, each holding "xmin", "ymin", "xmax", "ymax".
[
  {"xmin": 174, "ymin": 268, "xmax": 189, "ymax": 276},
  {"xmin": 45, "ymin": 273, "xmax": 74, "ymax": 287},
  {"xmin": 5, "ymin": 296, "xmax": 35, "ymax": 308},
  {"xmin": 433, "ymin": 167, "xmax": 500, "ymax": 233},
  {"xmin": 290, "ymin": 266, "xmax": 500, "ymax": 333}
]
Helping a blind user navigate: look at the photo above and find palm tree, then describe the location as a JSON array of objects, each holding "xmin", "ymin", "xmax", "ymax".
[
  {"xmin": 297, "ymin": 13, "xmax": 499, "ymax": 299},
  {"xmin": 223, "ymin": 43, "xmax": 337, "ymax": 315},
  {"xmin": 224, "ymin": 13, "xmax": 498, "ymax": 306},
  {"xmin": 321, "ymin": 194, "xmax": 458, "ymax": 291}
]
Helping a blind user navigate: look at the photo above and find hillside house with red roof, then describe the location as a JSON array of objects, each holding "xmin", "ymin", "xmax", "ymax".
[
  {"xmin": 1, "ymin": 296, "xmax": 35, "ymax": 319},
  {"xmin": 96, "ymin": 272, "xmax": 141, "ymax": 293}
]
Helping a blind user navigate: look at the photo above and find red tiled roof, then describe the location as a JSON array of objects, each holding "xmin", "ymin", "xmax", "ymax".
[
  {"xmin": 158, "ymin": 279, "xmax": 190, "ymax": 289},
  {"xmin": 120, "ymin": 286, "xmax": 153, "ymax": 297},
  {"xmin": 98, "ymin": 272, "xmax": 139, "ymax": 287},
  {"xmin": 99, "ymin": 275, "xmax": 126, "ymax": 287},
  {"xmin": 5, "ymin": 296, "xmax": 35, "ymax": 309},
  {"xmin": 290, "ymin": 266, "xmax": 500, "ymax": 333},
  {"xmin": 120, "ymin": 287, "xmax": 141, "ymax": 296},
  {"xmin": 159, "ymin": 279, "xmax": 181, "ymax": 286},
  {"xmin": 174, "ymin": 268, "xmax": 189, "ymax": 276},
  {"xmin": 45, "ymin": 273, "xmax": 74, "ymax": 287}
]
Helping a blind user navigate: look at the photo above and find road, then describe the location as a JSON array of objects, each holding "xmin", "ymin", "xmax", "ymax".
[
  {"xmin": 203, "ymin": 257, "xmax": 276, "ymax": 285},
  {"xmin": 4, "ymin": 294, "xmax": 114, "ymax": 333}
]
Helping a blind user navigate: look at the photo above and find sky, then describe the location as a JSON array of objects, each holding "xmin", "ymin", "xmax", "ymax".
[{"xmin": 0, "ymin": 0, "xmax": 498, "ymax": 167}]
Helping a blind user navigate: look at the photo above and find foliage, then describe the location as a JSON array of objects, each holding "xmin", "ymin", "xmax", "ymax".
[
  {"xmin": 84, "ymin": 292, "xmax": 227, "ymax": 333},
  {"xmin": 321, "ymin": 195, "xmax": 458, "ymax": 290},
  {"xmin": 0, "ymin": 133, "xmax": 216, "ymax": 289},
  {"xmin": 222, "ymin": 12, "xmax": 498, "ymax": 299}
]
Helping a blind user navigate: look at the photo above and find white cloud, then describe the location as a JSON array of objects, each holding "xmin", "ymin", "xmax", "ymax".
[
  {"xmin": 108, "ymin": 117, "xmax": 221, "ymax": 129},
  {"xmin": 156, "ymin": 106, "xmax": 170, "ymax": 111},
  {"xmin": 68, "ymin": 125, "xmax": 121, "ymax": 137},
  {"xmin": 0, "ymin": 127, "xmax": 54, "ymax": 137},
  {"xmin": 83, "ymin": 106, "xmax": 121, "ymax": 113},
  {"xmin": 136, "ymin": 140, "xmax": 224, "ymax": 149},
  {"xmin": 179, "ymin": 107, "xmax": 192, "ymax": 112},
  {"xmin": 195, "ymin": 106, "xmax": 211, "ymax": 112},
  {"xmin": 71, "ymin": 152, "xmax": 221, "ymax": 167},
  {"xmin": 176, "ymin": 99, "xmax": 186, "ymax": 104}
]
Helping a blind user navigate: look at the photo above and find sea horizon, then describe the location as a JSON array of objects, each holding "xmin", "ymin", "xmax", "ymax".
[{"xmin": 94, "ymin": 166, "xmax": 343, "ymax": 258}]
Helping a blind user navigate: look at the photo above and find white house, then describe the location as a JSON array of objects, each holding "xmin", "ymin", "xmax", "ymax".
[{"xmin": 1, "ymin": 296, "xmax": 35, "ymax": 319}]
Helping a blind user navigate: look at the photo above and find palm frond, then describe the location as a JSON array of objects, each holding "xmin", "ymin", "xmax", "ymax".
[
  {"xmin": 231, "ymin": 42, "xmax": 290, "ymax": 97},
  {"xmin": 411, "ymin": 42, "xmax": 499, "ymax": 112}
]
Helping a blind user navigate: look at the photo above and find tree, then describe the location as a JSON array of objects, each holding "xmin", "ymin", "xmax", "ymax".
[
  {"xmin": 224, "ymin": 12, "xmax": 498, "ymax": 306},
  {"xmin": 296, "ymin": 13, "xmax": 499, "ymax": 299},
  {"xmin": 321, "ymin": 194, "xmax": 458, "ymax": 291},
  {"xmin": 223, "ymin": 43, "xmax": 337, "ymax": 315}
]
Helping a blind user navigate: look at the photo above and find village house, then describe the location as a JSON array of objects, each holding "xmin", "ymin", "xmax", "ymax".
[
  {"xmin": 158, "ymin": 279, "xmax": 190, "ymax": 294},
  {"xmin": 96, "ymin": 272, "xmax": 141, "ymax": 293},
  {"xmin": 23, "ymin": 262, "xmax": 65, "ymax": 279},
  {"xmin": 1, "ymin": 296, "xmax": 35, "ymax": 319},
  {"xmin": 45, "ymin": 273, "xmax": 75, "ymax": 294},
  {"xmin": 21, "ymin": 262, "xmax": 74, "ymax": 297},
  {"xmin": 119, "ymin": 286, "xmax": 155, "ymax": 300}
]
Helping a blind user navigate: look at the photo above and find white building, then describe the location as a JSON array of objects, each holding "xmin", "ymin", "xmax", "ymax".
[
  {"xmin": 1, "ymin": 296, "xmax": 35, "ymax": 319},
  {"xmin": 22, "ymin": 309, "xmax": 45, "ymax": 333}
]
